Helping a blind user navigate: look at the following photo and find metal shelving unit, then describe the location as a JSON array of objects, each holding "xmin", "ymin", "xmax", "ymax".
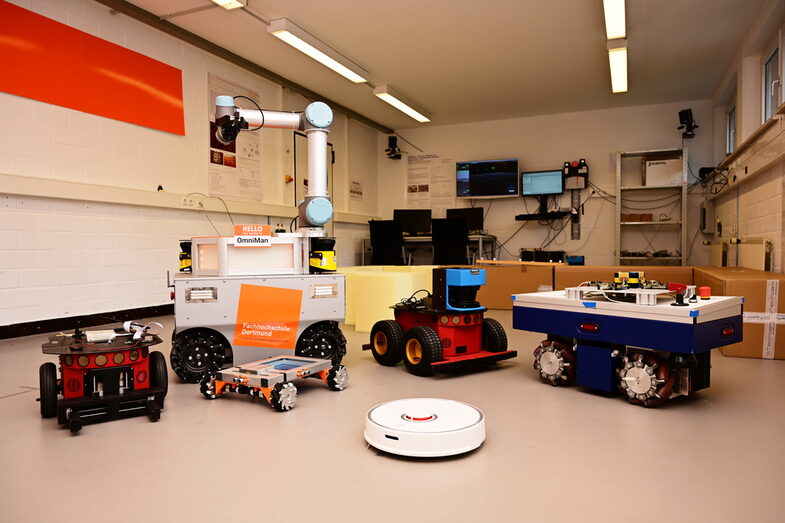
[{"xmin": 615, "ymin": 148, "xmax": 687, "ymax": 265}]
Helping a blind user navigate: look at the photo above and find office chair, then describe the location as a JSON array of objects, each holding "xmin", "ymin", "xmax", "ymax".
[
  {"xmin": 368, "ymin": 220, "xmax": 409, "ymax": 265},
  {"xmin": 431, "ymin": 218, "xmax": 470, "ymax": 265}
]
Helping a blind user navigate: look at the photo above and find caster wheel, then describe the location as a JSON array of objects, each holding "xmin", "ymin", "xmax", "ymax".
[
  {"xmin": 619, "ymin": 352, "xmax": 675, "ymax": 407},
  {"xmin": 533, "ymin": 340, "xmax": 576, "ymax": 386},
  {"xmin": 270, "ymin": 382, "xmax": 297, "ymax": 411},
  {"xmin": 200, "ymin": 376, "xmax": 221, "ymax": 399},
  {"xmin": 326, "ymin": 365, "xmax": 349, "ymax": 390}
]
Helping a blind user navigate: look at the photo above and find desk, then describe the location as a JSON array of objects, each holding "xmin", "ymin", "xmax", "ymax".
[{"xmin": 361, "ymin": 234, "xmax": 497, "ymax": 265}]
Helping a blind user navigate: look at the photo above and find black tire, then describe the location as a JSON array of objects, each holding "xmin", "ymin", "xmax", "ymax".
[
  {"xmin": 369, "ymin": 320, "xmax": 404, "ymax": 366},
  {"xmin": 39, "ymin": 362, "xmax": 58, "ymax": 419},
  {"xmin": 200, "ymin": 375, "xmax": 220, "ymax": 399},
  {"xmin": 296, "ymin": 321, "xmax": 346, "ymax": 365},
  {"xmin": 403, "ymin": 326, "xmax": 443, "ymax": 377},
  {"xmin": 149, "ymin": 351, "xmax": 168, "ymax": 404},
  {"xmin": 481, "ymin": 318, "xmax": 508, "ymax": 352},
  {"xmin": 170, "ymin": 329, "xmax": 231, "ymax": 383},
  {"xmin": 269, "ymin": 382, "xmax": 297, "ymax": 412},
  {"xmin": 326, "ymin": 365, "xmax": 349, "ymax": 390},
  {"xmin": 68, "ymin": 411, "xmax": 82, "ymax": 434}
]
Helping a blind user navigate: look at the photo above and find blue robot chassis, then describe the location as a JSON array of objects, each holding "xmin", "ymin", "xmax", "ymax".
[{"xmin": 512, "ymin": 287, "xmax": 743, "ymax": 407}]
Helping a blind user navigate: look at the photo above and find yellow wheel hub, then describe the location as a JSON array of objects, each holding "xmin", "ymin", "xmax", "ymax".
[
  {"xmin": 373, "ymin": 332, "xmax": 388, "ymax": 355},
  {"xmin": 406, "ymin": 339, "xmax": 422, "ymax": 364}
]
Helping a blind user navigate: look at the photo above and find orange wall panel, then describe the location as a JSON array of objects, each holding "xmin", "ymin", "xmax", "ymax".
[{"xmin": 0, "ymin": 1, "xmax": 185, "ymax": 135}]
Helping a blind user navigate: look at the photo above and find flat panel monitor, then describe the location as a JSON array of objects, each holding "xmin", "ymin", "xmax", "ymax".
[
  {"xmin": 456, "ymin": 158, "xmax": 519, "ymax": 198},
  {"xmin": 393, "ymin": 209, "xmax": 432, "ymax": 236},
  {"xmin": 521, "ymin": 170, "xmax": 564, "ymax": 196},
  {"xmin": 446, "ymin": 207, "xmax": 484, "ymax": 232},
  {"xmin": 521, "ymin": 169, "xmax": 564, "ymax": 215}
]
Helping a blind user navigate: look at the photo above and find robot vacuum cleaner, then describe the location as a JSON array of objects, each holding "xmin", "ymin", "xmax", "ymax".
[{"xmin": 364, "ymin": 398, "xmax": 485, "ymax": 457}]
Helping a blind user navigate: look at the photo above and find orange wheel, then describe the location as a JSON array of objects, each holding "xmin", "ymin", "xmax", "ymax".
[{"xmin": 369, "ymin": 320, "xmax": 404, "ymax": 366}]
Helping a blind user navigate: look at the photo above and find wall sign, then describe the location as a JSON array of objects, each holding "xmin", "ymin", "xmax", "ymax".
[{"xmin": 0, "ymin": 1, "xmax": 185, "ymax": 135}]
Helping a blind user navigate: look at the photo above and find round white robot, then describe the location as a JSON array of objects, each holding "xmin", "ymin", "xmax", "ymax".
[{"xmin": 364, "ymin": 398, "xmax": 486, "ymax": 457}]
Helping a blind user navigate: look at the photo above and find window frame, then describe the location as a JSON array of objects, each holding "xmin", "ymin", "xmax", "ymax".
[{"xmin": 762, "ymin": 46, "xmax": 780, "ymax": 121}]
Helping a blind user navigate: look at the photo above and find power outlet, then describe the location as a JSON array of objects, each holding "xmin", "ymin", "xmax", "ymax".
[
  {"xmin": 182, "ymin": 197, "xmax": 203, "ymax": 208},
  {"xmin": 731, "ymin": 223, "xmax": 738, "ymax": 234}
]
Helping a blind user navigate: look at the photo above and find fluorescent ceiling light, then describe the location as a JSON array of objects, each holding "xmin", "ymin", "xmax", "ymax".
[
  {"xmin": 373, "ymin": 85, "xmax": 431, "ymax": 123},
  {"xmin": 603, "ymin": 0, "xmax": 626, "ymax": 39},
  {"xmin": 268, "ymin": 19, "xmax": 369, "ymax": 83},
  {"xmin": 607, "ymin": 40, "xmax": 628, "ymax": 93},
  {"xmin": 211, "ymin": 0, "xmax": 247, "ymax": 10}
]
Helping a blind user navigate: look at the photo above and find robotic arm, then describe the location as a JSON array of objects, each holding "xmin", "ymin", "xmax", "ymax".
[{"xmin": 213, "ymin": 95, "xmax": 334, "ymax": 228}]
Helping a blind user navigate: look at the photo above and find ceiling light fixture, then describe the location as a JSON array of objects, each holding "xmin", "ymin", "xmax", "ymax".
[
  {"xmin": 211, "ymin": 0, "xmax": 247, "ymax": 10},
  {"xmin": 268, "ymin": 19, "xmax": 370, "ymax": 84},
  {"xmin": 607, "ymin": 40, "xmax": 628, "ymax": 93},
  {"xmin": 373, "ymin": 85, "xmax": 431, "ymax": 123},
  {"xmin": 602, "ymin": 0, "xmax": 626, "ymax": 39}
]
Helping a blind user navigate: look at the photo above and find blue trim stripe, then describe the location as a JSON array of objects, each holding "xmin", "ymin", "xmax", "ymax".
[
  {"xmin": 689, "ymin": 310, "xmax": 699, "ymax": 317},
  {"xmin": 582, "ymin": 302, "xmax": 597, "ymax": 308}
]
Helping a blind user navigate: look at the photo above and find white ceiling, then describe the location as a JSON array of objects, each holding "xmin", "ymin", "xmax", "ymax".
[{"xmin": 128, "ymin": 0, "xmax": 763, "ymax": 130}]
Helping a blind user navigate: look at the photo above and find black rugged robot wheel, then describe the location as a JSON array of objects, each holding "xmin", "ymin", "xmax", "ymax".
[
  {"xmin": 148, "ymin": 351, "xmax": 168, "ymax": 408},
  {"xmin": 481, "ymin": 317, "xmax": 508, "ymax": 352},
  {"xmin": 296, "ymin": 321, "xmax": 346, "ymax": 364},
  {"xmin": 369, "ymin": 320, "xmax": 405, "ymax": 366},
  {"xmin": 38, "ymin": 362, "xmax": 58, "ymax": 419},
  {"xmin": 170, "ymin": 329, "xmax": 230, "ymax": 383},
  {"xmin": 403, "ymin": 326, "xmax": 443, "ymax": 377}
]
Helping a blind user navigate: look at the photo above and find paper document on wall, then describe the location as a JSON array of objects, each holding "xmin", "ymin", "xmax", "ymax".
[
  {"xmin": 406, "ymin": 154, "xmax": 456, "ymax": 217},
  {"xmin": 208, "ymin": 74, "xmax": 264, "ymax": 201}
]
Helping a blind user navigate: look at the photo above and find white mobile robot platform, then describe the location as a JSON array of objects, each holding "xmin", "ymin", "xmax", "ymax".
[
  {"xmin": 365, "ymin": 398, "xmax": 486, "ymax": 457},
  {"xmin": 170, "ymin": 97, "xmax": 346, "ymax": 382},
  {"xmin": 513, "ymin": 278, "xmax": 743, "ymax": 407}
]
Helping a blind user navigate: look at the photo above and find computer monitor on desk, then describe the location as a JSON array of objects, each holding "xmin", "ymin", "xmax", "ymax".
[
  {"xmin": 393, "ymin": 209, "xmax": 432, "ymax": 236},
  {"xmin": 446, "ymin": 207, "xmax": 484, "ymax": 234}
]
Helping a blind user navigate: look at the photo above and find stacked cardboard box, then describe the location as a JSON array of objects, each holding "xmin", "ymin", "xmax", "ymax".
[
  {"xmin": 693, "ymin": 267, "xmax": 785, "ymax": 359},
  {"xmin": 449, "ymin": 262, "xmax": 556, "ymax": 309}
]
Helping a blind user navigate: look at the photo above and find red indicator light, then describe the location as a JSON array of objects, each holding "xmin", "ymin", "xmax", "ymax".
[
  {"xmin": 722, "ymin": 325, "xmax": 734, "ymax": 337},
  {"xmin": 579, "ymin": 322, "xmax": 600, "ymax": 333}
]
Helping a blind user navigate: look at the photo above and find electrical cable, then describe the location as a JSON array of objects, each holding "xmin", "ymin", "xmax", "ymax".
[
  {"xmin": 233, "ymin": 95, "xmax": 264, "ymax": 131},
  {"xmin": 393, "ymin": 132, "xmax": 424, "ymax": 153},
  {"xmin": 188, "ymin": 192, "xmax": 236, "ymax": 225},
  {"xmin": 289, "ymin": 216, "xmax": 298, "ymax": 232}
]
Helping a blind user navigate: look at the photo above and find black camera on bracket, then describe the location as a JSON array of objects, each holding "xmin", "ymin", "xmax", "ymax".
[
  {"xmin": 385, "ymin": 135, "xmax": 402, "ymax": 160},
  {"xmin": 678, "ymin": 109, "xmax": 698, "ymax": 139}
]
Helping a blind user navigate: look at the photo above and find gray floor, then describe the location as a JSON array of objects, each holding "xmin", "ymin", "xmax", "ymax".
[{"xmin": 1, "ymin": 311, "xmax": 784, "ymax": 522}]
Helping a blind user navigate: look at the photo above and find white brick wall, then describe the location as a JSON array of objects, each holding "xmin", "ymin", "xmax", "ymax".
[
  {"xmin": 0, "ymin": 1, "xmax": 382, "ymax": 325},
  {"xmin": 0, "ymin": 193, "xmax": 275, "ymax": 325},
  {"xmin": 714, "ymin": 162, "xmax": 783, "ymax": 272}
]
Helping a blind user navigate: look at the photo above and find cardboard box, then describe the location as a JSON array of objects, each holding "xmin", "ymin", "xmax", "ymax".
[
  {"xmin": 640, "ymin": 213, "xmax": 653, "ymax": 222},
  {"xmin": 693, "ymin": 267, "xmax": 785, "ymax": 359},
  {"xmin": 554, "ymin": 265, "xmax": 694, "ymax": 290},
  {"xmin": 445, "ymin": 262, "xmax": 555, "ymax": 309}
]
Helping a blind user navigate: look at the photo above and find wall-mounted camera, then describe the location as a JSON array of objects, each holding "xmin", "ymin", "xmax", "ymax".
[
  {"xmin": 678, "ymin": 109, "xmax": 698, "ymax": 139},
  {"xmin": 385, "ymin": 135, "xmax": 402, "ymax": 160}
]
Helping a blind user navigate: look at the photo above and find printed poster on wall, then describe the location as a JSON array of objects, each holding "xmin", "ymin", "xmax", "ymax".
[
  {"xmin": 208, "ymin": 74, "xmax": 263, "ymax": 201},
  {"xmin": 350, "ymin": 180, "xmax": 363, "ymax": 200},
  {"xmin": 406, "ymin": 154, "xmax": 456, "ymax": 217}
]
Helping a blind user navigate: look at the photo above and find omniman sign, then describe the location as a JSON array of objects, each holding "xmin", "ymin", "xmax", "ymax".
[{"xmin": 233, "ymin": 224, "xmax": 272, "ymax": 247}]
